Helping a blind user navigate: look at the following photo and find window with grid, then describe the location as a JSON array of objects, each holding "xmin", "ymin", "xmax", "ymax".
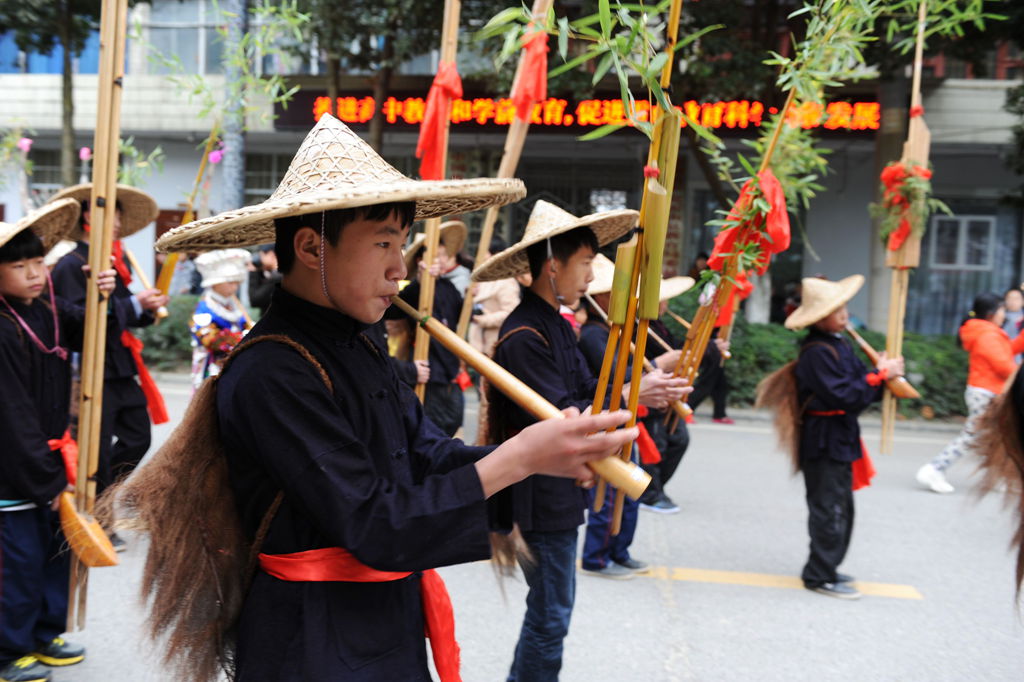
[
  {"xmin": 929, "ymin": 215, "xmax": 996, "ymax": 270},
  {"xmin": 27, "ymin": 149, "xmax": 63, "ymax": 203},
  {"xmin": 244, "ymin": 153, "xmax": 292, "ymax": 204}
]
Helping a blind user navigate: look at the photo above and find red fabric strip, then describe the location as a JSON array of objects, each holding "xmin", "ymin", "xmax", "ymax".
[
  {"xmin": 852, "ymin": 440, "xmax": 876, "ymax": 490},
  {"xmin": 120, "ymin": 330, "xmax": 169, "ymax": 424},
  {"xmin": 864, "ymin": 368, "xmax": 888, "ymax": 387},
  {"xmin": 416, "ymin": 61, "xmax": 463, "ymax": 180},
  {"xmin": 806, "ymin": 410, "xmax": 846, "ymax": 417},
  {"xmin": 48, "ymin": 430, "xmax": 78, "ymax": 486},
  {"xmin": 636, "ymin": 421, "xmax": 661, "ymax": 465},
  {"xmin": 110, "ymin": 240, "xmax": 133, "ymax": 286},
  {"xmin": 511, "ymin": 27, "xmax": 548, "ymax": 121},
  {"xmin": 259, "ymin": 547, "xmax": 462, "ymax": 682}
]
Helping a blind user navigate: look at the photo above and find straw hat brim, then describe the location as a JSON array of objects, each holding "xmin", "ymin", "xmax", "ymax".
[
  {"xmin": 784, "ymin": 275, "xmax": 865, "ymax": 330},
  {"xmin": 403, "ymin": 221, "xmax": 468, "ymax": 274},
  {"xmin": 472, "ymin": 208, "xmax": 638, "ymax": 283},
  {"xmin": 49, "ymin": 184, "xmax": 158, "ymax": 239},
  {"xmin": 157, "ymin": 179, "xmax": 524, "ymax": 253},
  {"xmin": 0, "ymin": 198, "xmax": 81, "ymax": 253},
  {"xmin": 660, "ymin": 276, "xmax": 696, "ymax": 302}
]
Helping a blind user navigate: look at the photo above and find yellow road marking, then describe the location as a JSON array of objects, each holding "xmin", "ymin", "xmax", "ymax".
[{"xmin": 636, "ymin": 565, "xmax": 923, "ymax": 600}]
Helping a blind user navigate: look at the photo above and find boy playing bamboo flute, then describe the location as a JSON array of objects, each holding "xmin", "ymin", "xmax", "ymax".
[
  {"xmin": 128, "ymin": 114, "xmax": 639, "ymax": 682},
  {"xmin": 474, "ymin": 200, "xmax": 689, "ymax": 680},
  {"xmin": 0, "ymin": 200, "xmax": 117, "ymax": 682},
  {"xmin": 764, "ymin": 275, "xmax": 904, "ymax": 600}
]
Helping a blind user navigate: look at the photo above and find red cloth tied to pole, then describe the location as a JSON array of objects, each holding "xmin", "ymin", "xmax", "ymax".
[
  {"xmin": 120, "ymin": 330, "xmax": 169, "ymax": 424},
  {"xmin": 83, "ymin": 226, "xmax": 132, "ymax": 285},
  {"xmin": 880, "ymin": 163, "xmax": 932, "ymax": 251},
  {"xmin": 259, "ymin": 547, "xmax": 462, "ymax": 682},
  {"xmin": 852, "ymin": 440, "xmax": 876, "ymax": 491},
  {"xmin": 48, "ymin": 430, "xmax": 79, "ymax": 486},
  {"xmin": 714, "ymin": 271, "xmax": 754, "ymax": 327},
  {"xmin": 511, "ymin": 27, "xmax": 548, "ymax": 121},
  {"xmin": 707, "ymin": 169, "xmax": 790, "ymax": 275},
  {"xmin": 634, "ymin": 405, "xmax": 661, "ymax": 464},
  {"xmin": 416, "ymin": 61, "xmax": 463, "ymax": 180}
]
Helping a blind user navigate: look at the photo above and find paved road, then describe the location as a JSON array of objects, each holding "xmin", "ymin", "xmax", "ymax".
[{"xmin": 54, "ymin": 377, "xmax": 1024, "ymax": 681}]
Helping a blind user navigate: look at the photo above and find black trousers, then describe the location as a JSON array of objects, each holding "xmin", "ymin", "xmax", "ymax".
[
  {"xmin": 639, "ymin": 414, "xmax": 689, "ymax": 504},
  {"xmin": 689, "ymin": 362, "xmax": 729, "ymax": 419},
  {"xmin": 801, "ymin": 456, "xmax": 854, "ymax": 587},
  {"xmin": 424, "ymin": 382, "xmax": 465, "ymax": 438},
  {"xmin": 96, "ymin": 377, "xmax": 151, "ymax": 494},
  {"xmin": 0, "ymin": 508, "xmax": 69, "ymax": 666}
]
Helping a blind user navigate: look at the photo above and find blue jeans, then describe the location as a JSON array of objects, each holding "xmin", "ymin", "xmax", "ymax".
[
  {"xmin": 581, "ymin": 486, "xmax": 638, "ymax": 570},
  {"xmin": 508, "ymin": 529, "xmax": 578, "ymax": 682}
]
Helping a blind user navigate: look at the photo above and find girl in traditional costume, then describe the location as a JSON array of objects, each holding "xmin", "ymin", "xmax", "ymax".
[{"xmin": 190, "ymin": 248, "xmax": 253, "ymax": 389}]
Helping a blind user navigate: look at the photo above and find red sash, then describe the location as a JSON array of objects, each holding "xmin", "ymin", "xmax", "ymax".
[
  {"xmin": 48, "ymin": 430, "xmax": 78, "ymax": 486},
  {"xmin": 805, "ymin": 410, "xmax": 876, "ymax": 490},
  {"xmin": 259, "ymin": 547, "xmax": 461, "ymax": 682},
  {"xmin": 120, "ymin": 330, "xmax": 169, "ymax": 425}
]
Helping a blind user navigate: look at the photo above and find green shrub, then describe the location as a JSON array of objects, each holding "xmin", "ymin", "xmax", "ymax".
[
  {"xmin": 665, "ymin": 297, "xmax": 969, "ymax": 419},
  {"xmin": 138, "ymin": 295, "xmax": 199, "ymax": 371}
]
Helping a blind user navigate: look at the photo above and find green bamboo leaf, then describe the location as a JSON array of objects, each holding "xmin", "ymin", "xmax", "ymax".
[
  {"xmin": 598, "ymin": 0, "xmax": 613, "ymax": 37},
  {"xmin": 548, "ymin": 49, "xmax": 600, "ymax": 78},
  {"xmin": 737, "ymin": 154, "xmax": 757, "ymax": 177},
  {"xmin": 646, "ymin": 52, "xmax": 669, "ymax": 80},
  {"xmin": 481, "ymin": 7, "xmax": 525, "ymax": 33},
  {"xmin": 557, "ymin": 17, "xmax": 569, "ymax": 60},
  {"xmin": 593, "ymin": 52, "xmax": 614, "ymax": 85},
  {"xmin": 577, "ymin": 123, "xmax": 627, "ymax": 141}
]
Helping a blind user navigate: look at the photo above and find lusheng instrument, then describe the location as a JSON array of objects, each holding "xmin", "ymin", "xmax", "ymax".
[
  {"xmin": 845, "ymin": 324, "xmax": 920, "ymax": 400},
  {"xmin": 390, "ymin": 295, "xmax": 651, "ymax": 500},
  {"xmin": 58, "ymin": 492, "xmax": 118, "ymax": 568},
  {"xmin": 123, "ymin": 246, "xmax": 168, "ymax": 320}
]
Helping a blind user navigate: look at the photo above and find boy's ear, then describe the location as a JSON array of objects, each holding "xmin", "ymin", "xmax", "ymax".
[{"xmin": 292, "ymin": 226, "xmax": 321, "ymax": 271}]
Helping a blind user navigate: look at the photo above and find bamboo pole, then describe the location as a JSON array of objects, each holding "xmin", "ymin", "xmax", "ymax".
[
  {"xmin": 457, "ymin": 0, "xmax": 554, "ymax": 338},
  {"xmin": 414, "ymin": 0, "xmax": 462, "ymax": 401},
  {"xmin": 124, "ymin": 247, "xmax": 168, "ymax": 320},
  {"xmin": 155, "ymin": 122, "xmax": 221, "ymax": 297},
  {"xmin": 392, "ymin": 296, "xmax": 651, "ymax": 498},
  {"xmin": 68, "ymin": 0, "xmax": 129, "ymax": 631}
]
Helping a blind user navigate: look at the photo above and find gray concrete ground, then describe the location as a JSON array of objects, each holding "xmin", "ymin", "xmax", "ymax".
[{"xmin": 53, "ymin": 375, "xmax": 1024, "ymax": 681}]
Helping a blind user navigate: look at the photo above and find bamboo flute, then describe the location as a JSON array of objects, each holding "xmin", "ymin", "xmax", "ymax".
[
  {"xmin": 845, "ymin": 324, "xmax": 920, "ymax": 399},
  {"xmin": 123, "ymin": 247, "xmax": 168, "ymax": 320},
  {"xmin": 391, "ymin": 296, "xmax": 651, "ymax": 498},
  {"xmin": 155, "ymin": 122, "xmax": 220, "ymax": 297},
  {"xmin": 881, "ymin": 0, "xmax": 929, "ymax": 454},
  {"xmin": 665, "ymin": 308, "xmax": 691, "ymax": 329},
  {"xmin": 456, "ymin": 0, "xmax": 554, "ymax": 338},
  {"xmin": 68, "ymin": 0, "xmax": 129, "ymax": 631},
  {"xmin": 414, "ymin": 0, "xmax": 462, "ymax": 401}
]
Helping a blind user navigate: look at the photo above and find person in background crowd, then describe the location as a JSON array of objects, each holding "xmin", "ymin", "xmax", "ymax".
[
  {"xmin": 1003, "ymin": 286, "xmax": 1023, "ymax": 364},
  {"xmin": 688, "ymin": 330, "xmax": 733, "ymax": 424},
  {"xmin": 190, "ymin": 249, "xmax": 253, "ymax": 390},
  {"xmin": 917, "ymin": 292, "xmax": 1024, "ymax": 494},
  {"xmin": 248, "ymin": 244, "xmax": 281, "ymax": 318},
  {"xmin": 468, "ymin": 236, "xmax": 520, "ymax": 358},
  {"xmin": 48, "ymin": 185, "xmax": 166, "ymax": 549},
  {"xmin": 687, "ymin": 252, "xmax": 709, "ymax": 280}
]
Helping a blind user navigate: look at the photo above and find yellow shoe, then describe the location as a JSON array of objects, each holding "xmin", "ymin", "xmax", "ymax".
[
  {"xmin": 31, "ymin": 637, "xmax": 84, "ymax": 667},
  {"xmin": 0, "ymin": 656, "xmax": 51, "ymax": 682}
]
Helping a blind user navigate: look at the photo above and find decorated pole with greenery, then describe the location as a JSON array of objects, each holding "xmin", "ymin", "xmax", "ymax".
[
  {"xmin": 456, "ymin": 0, "xmax": 555, "ymax": 340},
  {"xmin": 412, "ymin": 0, "xmax": 462, "ymax": 402}
]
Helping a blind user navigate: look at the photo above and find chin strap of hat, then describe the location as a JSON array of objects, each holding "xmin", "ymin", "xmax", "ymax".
[
  {"xmin": 546, "ymin": 237, "xmax": 564, "ymax": 305},
  {"xmin": 319, "ymin": 211, "xmax": 342, "ymax": 312}
]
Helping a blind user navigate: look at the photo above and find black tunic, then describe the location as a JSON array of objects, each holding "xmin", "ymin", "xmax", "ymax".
[
  {"xmin": 491, "ymin": 290, "xmax": 596, "ymax": 532},
  {"xmin": 0, "ymin": 297, "xmax": 84, "ymax": 505},
  {"xmin": 217, "ymin": 287, "xmax": 493, "ymax": 681},
  {"xmin": 50, "ymin": 241, "xmax": 153, "ymax": 380},
  {"xmin": 795, "ymin": 329, "xmax": 883, "ymax": 463},
  {"xmin": 390, "ymin": 277, "xmax": 462, "ymax": 385}
]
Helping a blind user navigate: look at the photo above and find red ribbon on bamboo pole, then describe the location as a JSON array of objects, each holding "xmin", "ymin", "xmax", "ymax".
[
  {"xmin": 120, "ymin": 330, "xmax": 169, "ymax": 424},
  {"xmin": 511, "ymin": 27, "xmax": 549, "ymax": 121},
  {"xmin": 879, "ymin": 162, "xmax": 932, "ymax": 251},
  {"xmin": 714, "ymin": 271, "xmax": 754, "ymax": 327},
  {"xmin": 416, "ymin": 61, "xmax": 463, "ymax": 180},
  {"xmin": 707, "ymin": 169, "xmax": 790, "ymax": 276}
]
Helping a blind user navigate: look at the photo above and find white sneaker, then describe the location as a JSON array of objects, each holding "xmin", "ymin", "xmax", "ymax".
[{"xmin": 916, "ymin": 463, "xmax": 954, "ymax": 494}]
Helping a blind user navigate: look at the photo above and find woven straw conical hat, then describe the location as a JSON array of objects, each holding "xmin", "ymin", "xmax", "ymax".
[
  {"xmin": 49, "ymin": 184, "xmax": 158, "ymax": 239},
  {"xmin": 472, "ymin": 200, "xmax": 637, "ymax": 282},
  {"xmin": 157, "ymin": 114, "xmax": 526, "ymax": 253},
  {"xmin": 403, "ymin": 220, "xmax": 468, "ymax": 273},
  {"xmin": 0, "ymin": 198, "xmax": 81, "ymax": 252},
  {"xmin": 585, "ymin": 253, "xmax": 617, "ymax": 295},
  {"xmin": 659, "ymin": 275, "xmax": 695, "ymax": 302},
  {"xmin": 784, "ymin": 275, "xmax": 864, "ymax": 330}
]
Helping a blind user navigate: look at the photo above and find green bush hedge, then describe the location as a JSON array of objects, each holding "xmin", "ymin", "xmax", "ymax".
[
  {"xmin": 665, "ymin": 298, "xmax": 969, "ymax": 419},
  {"xmin": 138, "ymin": 295, "xmax": 199, "ymax": 371}
]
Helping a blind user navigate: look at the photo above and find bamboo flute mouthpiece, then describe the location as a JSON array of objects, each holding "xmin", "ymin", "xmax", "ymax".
[{"xmin": 391, "ymin": 296, "xmax": 651, "ymax": 499}]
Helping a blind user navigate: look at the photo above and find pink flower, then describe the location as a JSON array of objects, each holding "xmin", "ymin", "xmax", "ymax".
[
  {"xmin": 208, "ymin": 149, "xmax": 224, "ymax": 164},
  {"xmin": 79, "ymin": 147, "xmax": 92, "ymax": 161},
  {"xmin": 16, "ymin": 137, "xmax": 32, "ymax": 153}
]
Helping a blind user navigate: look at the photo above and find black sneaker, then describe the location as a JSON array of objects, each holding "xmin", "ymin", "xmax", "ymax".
[
  {"xmin": 806, "ymin": 582, "xmax": 862, "ymax": 600},
  {"xmin": 31, "ymin": 637, "xmax": 85, "ymax": 667},
  {"xmin": 639, "ymin": 496, "xmax": 680, "ymax": 514},
  {"xmin": 109, "ymin": 532, "xmax": 126, "ymax": 553},
  {"xmin": 615, "ymin": 557, "xmax": 651, "ymax": 574},
  {"xmin": 0, "ymin": 656, "xmax": 51, "ymax": 682},
  {"xmin": 836, "ymin": 572, "xmax": 855, "ymax": 583}
]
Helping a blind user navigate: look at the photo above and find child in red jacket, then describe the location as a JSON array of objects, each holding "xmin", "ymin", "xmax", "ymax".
[{"xmin": 917, "ymin": 292, "xmax": 1024, "ymax": 494}]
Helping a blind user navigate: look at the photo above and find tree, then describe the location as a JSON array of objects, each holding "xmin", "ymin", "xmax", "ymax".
[{"xmin": 0, "ymin": 0, "xmax": 108, "ymax": 187}]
